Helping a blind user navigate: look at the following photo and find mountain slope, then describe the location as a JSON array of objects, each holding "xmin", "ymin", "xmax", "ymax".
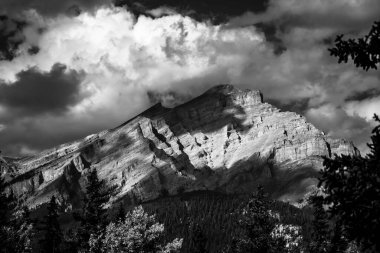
[{"xmin": 4, "ymin": 85, "xmax": 357, "ymax": 208}]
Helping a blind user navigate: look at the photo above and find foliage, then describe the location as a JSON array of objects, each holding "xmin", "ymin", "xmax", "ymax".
[
  {"xmin": 74, "ymin": 168, "xmax": 117, "ymax": 252},
  {"xmin": 0, "ymin": 177, "xmax": 35, "ymax": 253},
  {"xmin": 14, "ymin": 207, "xmax": 35, "ymax": 253},
  {"xmin": 329, "ymin": 221, "xmax": 348, "ymax": 253},
  {"xmin": 94, "ymin": 205, "xmax": 182, "ymax": 253},
  {"xmin": 229, "ymin": 186, "xmax": 286, "ymax": 253},
  {"xmin": 320, "ymin": 115, "xmax": 380, "ymax": 252},
  {"xmin": 189, "ymin": 223, "xmax": 208, "ymax": 253},
  {"xmin": 271, "ymin": 224, "xmax": 302, "ymax": 253},
  {"xmin": 308, "ymin": 195, "xmax": 331, "ymax": 253},
  {"xmin": 4, "ymin": 206, "xmax": 35, "ymax": 253},
  {"xmin": 115, "ymin": 202, "xmax": 126, "ymax": 222},
  {"xmin": 127, "ymin": 191, "xmax": 312, "ymax": 253},
  {"xmin": 0, "ymin": 176, "xmax": 13, "ymax": 252},
  {"xmin": 329, "ymin": 20, "xmax": 380, "ymax": 71},
  {"xmin": 39, "ymin": 196, "xmax": 63, "ymax": 253}
]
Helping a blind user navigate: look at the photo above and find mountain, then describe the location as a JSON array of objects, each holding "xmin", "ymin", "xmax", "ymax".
[{"xmin": 2, "ymin": 84, "xmax": 357, "ymax": 208}]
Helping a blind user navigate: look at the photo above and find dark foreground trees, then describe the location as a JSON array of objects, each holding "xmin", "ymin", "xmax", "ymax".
[
  {"xmin": 190, "ymin": 223, "xmax": 208, "ymax": 253},
  {"xmin": 0, "ymin": 177, "xmax": 34, "ymax": 253},
  {"xmin": 74, "ymin": 168, "xmax": 117, "ymax": 252},
  {"xmin": 329, "ymin": 20, "xmax": 380, "ymax": 71},
  {"xmin": 230, "ymin": 186, "xmax": 286, "ymax": 253},
  {"xmin": 320, "ymin": 19, "xmax": 380, "ymax": 252},
  {"xmin": 39, "ymin": 196, "xmax": 63, "ymax": 253},
  {"xmin": 0, "ymin": 176, "xmax": 13, "ymax": 251},
  {"xmin": 91, "ymin": 205, "xmax": 183, "ymax": 253},
  {"xmin": 308, "ymin": 195, "xmax": 330, "ymax": 253},
  {"xmin": 319, "ymin": 115, "xmax": 380, "ymax": 252}
]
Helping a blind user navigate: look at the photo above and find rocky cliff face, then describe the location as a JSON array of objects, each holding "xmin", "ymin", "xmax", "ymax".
[{"xmin": 3, "ymin": 85, "xmax": 358, "ymax": 208}]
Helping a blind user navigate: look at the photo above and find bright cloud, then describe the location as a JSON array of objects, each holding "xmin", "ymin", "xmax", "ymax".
[
  {"xmin": 0, "ymin": 3, "xmax": 379, "ymax": 156},
  {"xmin": 345, "ymin": 97, "xmax": 380, "ymax": 121}
]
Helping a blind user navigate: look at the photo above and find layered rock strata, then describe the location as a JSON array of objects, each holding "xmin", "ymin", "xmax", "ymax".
[{"xmin": 3, "ymin": 85, "xmax": 357, "ymax": 207}]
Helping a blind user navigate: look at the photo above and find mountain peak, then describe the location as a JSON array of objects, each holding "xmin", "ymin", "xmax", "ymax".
[
  {"xmin": 200, "ymin": 84, "xmax": 264, "ymax": 108},
  {"xmin": 205, "ymin": 84, "xmax": 241, "ymax": 95},
  {"xmin": 205, "ymin": 84, "xmax": 262, "ymax": 99},
  {"xmin": 4, "ymin": 85, "xmax": 356, "ymax": 207}
]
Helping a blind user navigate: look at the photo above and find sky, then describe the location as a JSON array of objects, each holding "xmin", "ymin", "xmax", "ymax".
[{"xmin": 0, "ymin": 0, "xmax": 379, "ymax": 157}]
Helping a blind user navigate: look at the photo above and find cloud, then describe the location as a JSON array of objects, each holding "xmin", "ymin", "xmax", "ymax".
[
  {"xmin": 115, "ymin": 0, "xmax": 270, "ymax": 24},
  {"xmin": 229, "ymin": 0, "xmax": 380, "ymax": 30},
  {"xmin": 0, "ymin": 3, "xmax": 379, "ymax": 156},
  {"xmin": 146, "ymin": 90, "xmax": 192, "ymax": 108},
  {"xmin": 227, "ymin": 0, "xmax": 380, "ymax": 55},
  {"xmin": 306, "ymin": 104, "xmax": 373, "ymax": 154},
  {"xmin": 345, "ymin": 88, "xmax": 380, "ymax": 102},
  {"xmin": 0, "ymin": 0, "xmax": 112, "ymax": 17},
  {"xmin": 345, "ymin": 97, "xmax": 380, "ymax": 121},
  {"xmin": 0, "ymin": 7, "xmax": 268, "ymax": 155},
  {"xmin": 0, "ymin": 15, "xmax": 27, "ymax": 61},
  {"xmin": 0, "ymin": 63, "xmax": 85, "ymax": 118}
]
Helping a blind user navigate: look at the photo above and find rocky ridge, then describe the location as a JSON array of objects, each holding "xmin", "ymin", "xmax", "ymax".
[{"xmin": 3, "ymin": 85, "xmax": 358, "ymax": 208}]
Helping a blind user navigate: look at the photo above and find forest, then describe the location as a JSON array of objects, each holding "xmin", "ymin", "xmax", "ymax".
[{"xmin": 1, "ymin": 19, "xmax": 379, "ymax": 253}]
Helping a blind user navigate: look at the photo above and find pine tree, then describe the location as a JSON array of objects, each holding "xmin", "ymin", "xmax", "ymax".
[
  {"xmin": 231, "ymin": 186, "xmax": 285, "ymax": 253},
  {"xmin": 320, "ymin": 115, "xmax": 380, "ymax": 252},
  {"xmin": 115, "ymin": 202, "xmax": 125, "ymax": 222},
  {"xmin": 309, "ymin": 195, "xmax": 330, "ymax": 253},
  {"xmin": 329, "ymin": 221, "xmax": 348, "ymax": 253},
  {"xmin": 190, "ymin": 223, "xmax": 208, "ymax": 253},
  {"xmin": 0, "ymin": 176, "xmax": 17, "ymax": 253},
  {"xmin": 14, "ymin": 206, "xmax": 35, "ymax": 253},
  {"xmin": 40, "ymin": 196, "xmax": 63, "ymax": 253},
  {"xmin": 323, "ymin": 20, "xmax": 380, "ymax": 252},
  {"xmin": 75, "ymin": 168, "xmax": 117, "ymax": 252},
  {"xmin": 0, "ymin": 176, "xmax": 10, "ymax": 251}
]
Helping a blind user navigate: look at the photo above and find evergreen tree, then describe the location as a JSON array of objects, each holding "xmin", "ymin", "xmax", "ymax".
[
  {"xmin": 231, "ymin": 186, "xmax": 285, "ymax": 253},
  {"xmin": 14, "ymin": 206, "xmax": 35, "ymax": 253},
  {"xmin": 0, "ymin": 176, "xmax": 17, "ymax": 253},
  {"xmin": 0, "ymin": 176, "xmax": 10, "ymax": 252},
  {"xmin": 308, "ymin": 195, "xmax": 330, "ymax": 253},
  {"xmin": 329, "ymin": 221, "xmax": 348, "ymax": 253},
  {"xmin": 1, "ymin": 205, "xmax": 36, "ymax": 253},
  {"xmin": 75, "ymin": 168, "xmax": 117, "ymax": 252},
  {"xmin": 115, "ymin": 202, "xmax": 125, "ymax": 222},
  {"xmin": 61, "ymin": 229, "xmax": 80, "ymax": 253},
  {"xmin": 319, "ymin": 115, "xmax": 380, "ymax": 252},
  {"xmin": 190, "ymin": 223, "xmax": 208, "ymax": 253},
  {"xmin": 39, "ymin": 196, "xmax": 63, "ymax": 253}
]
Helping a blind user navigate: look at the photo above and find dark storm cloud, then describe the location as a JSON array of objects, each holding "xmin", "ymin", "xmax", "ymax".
[
  {"xmin": 0, "ymin": 117, "xmax": 107, "ymax": 157},
  {"xmin": 0, "ymin": 0, "xmax": 378, "ymax": 157},
  {"xmin": 267, "ymin": 98, "xmax": 310, "ymax": 115},
  {"xmin": 0, "ymin": 63, "xmax": 85, "ymax": 118},
  {"xmin": 0, "ymin": 0, "xmax": 111, "ymax": 17},
  {"xmin": 345, "ymin": 88, "xmax": 380, "ymax": 102},
  {"xmin": 115, "ymin": 0, "xmax": 270, "ymax": 24},
  {"xmin": 0, "ymin": 15, "xmax": 26, "ymax": 61},
  {"xmin": 254, "ymin": 22, "xmax": 286, "ymax": 55}
]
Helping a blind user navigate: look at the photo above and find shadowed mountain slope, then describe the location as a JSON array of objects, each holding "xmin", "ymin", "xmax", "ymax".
[{"xmin": 3, "ymin": 84, "xmax": 357, "ymax": 208}]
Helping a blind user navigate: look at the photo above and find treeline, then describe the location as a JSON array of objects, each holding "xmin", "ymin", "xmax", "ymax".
[
  {"xmin": 136, "ymin": 191, "xmax": 313, "ymax": 253},
  {"xmin": 0, "ymin": 174, "xmax": 314, "ymax": 253},
  {"xmin": 1, "ymin": 112, "xmax": 379, "ymax": 252},
  {"xmin": 1, "ymin": 168, "xmax": 184, "ymax": 253}
]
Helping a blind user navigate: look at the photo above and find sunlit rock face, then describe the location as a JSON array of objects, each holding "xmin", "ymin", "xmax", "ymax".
[{"xmin": 4, "ymin": 85, "xmax": 358, "ymax": 207}]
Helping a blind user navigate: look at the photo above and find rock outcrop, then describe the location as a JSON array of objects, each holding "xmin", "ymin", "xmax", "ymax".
[{"xmin": 3, "ymin": 85, "xmax": 358, "ymax": 207}]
